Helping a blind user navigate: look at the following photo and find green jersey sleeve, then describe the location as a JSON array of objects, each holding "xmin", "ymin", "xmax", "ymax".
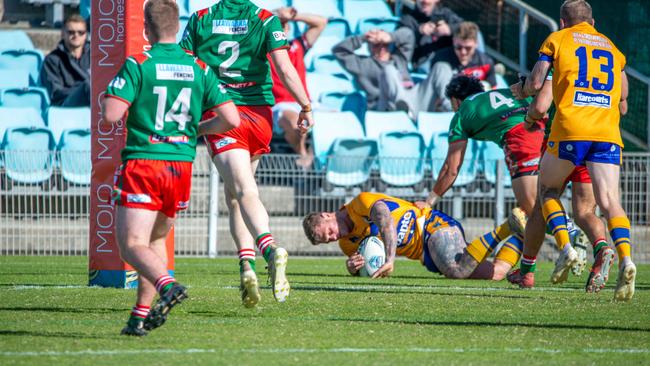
[
  {"xmin": 264, "ymin": 16, "xmax": 289, "ymax": 54},
  {"xmin": 447, "ymin": 112, "xmax": 469, "ymax": 143},
  {"xmin": 105, "ymin": 57, "xmax": 141, "ymax": 104},
  {"xmin": 203, "ymin": 66, "xmax": 232, "ymax": 111},
  {"xmin": 178, "ymin": 13, "xmax": 197, "ymax": 53}
]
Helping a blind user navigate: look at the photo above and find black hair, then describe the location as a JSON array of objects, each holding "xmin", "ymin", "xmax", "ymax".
[{"xmin": 445, "ymin": 75, "xmax": 485, "ymax": 101}]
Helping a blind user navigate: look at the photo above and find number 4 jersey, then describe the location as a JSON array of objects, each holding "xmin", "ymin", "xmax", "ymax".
[
  {"xmin": 105, "ymin": 43, "xmax": 231, "ymax": 162},
  {"xmin": 179, "ymin": 0, "xmax": 289, "ymax": 106},
  {"xmin": 539, "ymin": 22, "xmax": 626, "ymax": 145}
]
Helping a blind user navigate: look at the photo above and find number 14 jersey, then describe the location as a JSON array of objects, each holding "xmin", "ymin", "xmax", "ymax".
[{"xmin": 179, "ymin": 0, "xmax": 290, "ymax": 106}]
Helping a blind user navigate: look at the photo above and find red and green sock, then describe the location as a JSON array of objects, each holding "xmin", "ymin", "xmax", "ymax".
[
  {"xmin": 238, "ymin": 248, "xmax": 256, "ymax": 273},
  {"xmin": 129, "ymin": 303, "xmax": 150, "ymax": 324},
  {"xmin": 520, "ymin": 255, "xmax": 537, "ymax": 275},
  {"xmin": 256, "ymin": 232, "xmax": 275, "ymax": 262},
  {"xmin": 592, "ymin": 238, "xmax": 609, "ymax": 257},
  {"xmin": 154, "ymin": 275, "xmax": 175, "ymax": 295}
]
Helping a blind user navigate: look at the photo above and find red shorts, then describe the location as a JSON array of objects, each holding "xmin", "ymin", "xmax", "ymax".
[
  {"xmin": 502, "ymin": 122, "xmax": 544, "ymax": 178},
  {"xmin": 112, "ymin": 159, "xmax": 193, "ymax": 218},
  {"xmin": 540, "ymin": 139, "xmax": 592, "ymax": 184},
  {"xmin": 204, "ymin": 105, "xmax": 273, "ymax": 157}
]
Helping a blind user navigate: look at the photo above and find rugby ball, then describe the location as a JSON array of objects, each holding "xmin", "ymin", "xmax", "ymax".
[{"xmin": 357, "ymin": 236, "xmax": 386, "ymax": 277}]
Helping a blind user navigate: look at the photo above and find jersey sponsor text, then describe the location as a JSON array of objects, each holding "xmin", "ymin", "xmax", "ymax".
[
  {"xmin": 155, "ymin": 64, "xmax": 195, "ymax": 81},
  {"xmin": 212, "ymin": 19, "xmax": 248, "ymax": 35}
]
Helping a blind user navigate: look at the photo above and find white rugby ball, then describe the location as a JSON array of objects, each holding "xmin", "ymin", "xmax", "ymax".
[{"xmin": 357, "ymin": 236, "xmax": 386, "ymax": 277}]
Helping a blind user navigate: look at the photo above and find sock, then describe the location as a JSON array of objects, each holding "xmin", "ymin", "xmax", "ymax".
[
  {"xmin": 466, "ymin": 221, "xmax": 511, "ymax": 263},
  {"xmin": 256, "ymin": 233, "xmax": 275, "ymax": 262},
  {"xmin": 130, "ymin": 303, "xmax": 150, "ymax": 322},
  {"xmin": 592, "ymin": 238, "xmax": 608, "ymax": 257},
  {"xmin": 238, "ymin": 248, "xmax": 256, "ymax": 273},
  {"xmin": 608, "ymin": 216, "xmax": 632, "ymax": 264},
  {"xmin": 542, "ymin": 199, "xmax": 571, "ymax": 250},
  {"xmin": 520, "ymin": 255, "xmax": 537, "ymax": 274},
  {"xmin": 495, "ymin": 234, "xmax": 524, "ymax": 266},
  {"xmin": 154, "ymin": 275, "xmax": 175, "ymax": 295}
]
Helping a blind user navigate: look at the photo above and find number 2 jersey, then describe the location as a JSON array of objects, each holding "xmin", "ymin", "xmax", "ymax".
[
  {"xmin": 179, "ymin": 0, "xmax": 290, "ymax": 106},
  {"xmin": 105, "ymin": 43, "xmax": 231, "ymax": 162},
  {"xmin": 538, "ymin": 22, "xmax": 626, "ymax": 145}
]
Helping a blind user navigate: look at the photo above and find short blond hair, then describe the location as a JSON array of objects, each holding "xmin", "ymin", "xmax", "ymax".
[
  {"xmin": 560, "ymin": 0, "xmax": 593, "ymax": 27},
  {"xmin": 453, "ymin": 21, "xmax": 479, "ymax": 41},
  {"xmin": 144, "ymin": 0, "xmax": 179, "ymax": 40}
]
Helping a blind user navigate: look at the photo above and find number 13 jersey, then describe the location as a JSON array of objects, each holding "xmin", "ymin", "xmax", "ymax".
[
  {"xmin": 539, "ymin": 22, "xmax": 626, "ymax": 145},
  {"xmin": 179, "ymin": 0, "xmax": 290, "ymax": 106}
]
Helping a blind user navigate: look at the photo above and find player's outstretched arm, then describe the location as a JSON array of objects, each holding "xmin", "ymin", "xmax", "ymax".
[
  {"xmin": 102, "ymin": 97, "xmax": 129, "ymax": 125},
  {"xmin": 198, "ymin": 101, "xmax": 241, "ymax": 136},
  {"xmin": 369, "ymin": 201, "xmax": 397, "ymax": 278},
  {"xmin": 520, "ymin": 60, "xmax": 551, "ymax": 98},
  {"xmin": 269, "ymin": 49, "xmax": 314, "ymax": 134},
  {"xmin": 426, "ymin": 140, "xmax": 468, "ymax": 207}
]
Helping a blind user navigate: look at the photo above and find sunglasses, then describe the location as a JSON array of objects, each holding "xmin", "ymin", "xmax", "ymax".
[
  {"xmin": 66, "ymin": 30, "xmax": 87, "ymax": 36},
  {"xmin": 454, "ymin": 45, "xmax": 474, "ymax": 51}
]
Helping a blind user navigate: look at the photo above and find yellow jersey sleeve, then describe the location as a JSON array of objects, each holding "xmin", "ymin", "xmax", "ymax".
[
  {"xmin": 538, "ymin": 31, "xmax": 562, "ymax": 62},
  {"xmin": 338, "ymin": 238, "xmax": 358, "ymax": 257}
]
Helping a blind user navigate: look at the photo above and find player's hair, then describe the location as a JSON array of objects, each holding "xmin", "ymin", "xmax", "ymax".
[
  {"xmin": 453, "ymin": 21, "xmax": 479, "ymax": 41},
  {"xmin": 560, "ymin": 0, "xmax": 593, "ymax": 26},
  {"xmin": 144, "ymin": 0, "xmax": 180, "ymax": 40},
  {"xmin": 445, "ymin": 75, "xmax": 485, "ymax": 101},
  {"xmin": 302, "ymin": 212, "xmax": 325, "ymax": 245},
  {"xmin": 63, "ymin": 14, "xmax": 87, "ymax": 28}
]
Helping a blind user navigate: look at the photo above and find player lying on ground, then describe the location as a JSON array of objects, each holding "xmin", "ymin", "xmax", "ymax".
[
  {"xmin": 103, "ymin": 0, "xmax": 240, "ymax": 336},
  {"xmin": 180, "ymin": 0, "xmax": 315, "ymax": 307},
  {"xmin": 302, "ymin": 193, "xmax": 527, "ymax": 280}
]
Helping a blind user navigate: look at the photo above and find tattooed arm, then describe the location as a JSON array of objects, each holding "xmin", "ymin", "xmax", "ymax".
[{"xmin": 369, "ymin": 200, "xmax": 397, "ymax": 278}]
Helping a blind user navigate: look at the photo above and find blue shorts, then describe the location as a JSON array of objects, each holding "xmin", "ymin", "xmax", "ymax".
[
  {"xmin": 422, "ymin": 210, "xmax": 464, "ymax": 274},
  {"xmin": 547, "ymin": 140, "xmax": 622, "ymax": 166}
]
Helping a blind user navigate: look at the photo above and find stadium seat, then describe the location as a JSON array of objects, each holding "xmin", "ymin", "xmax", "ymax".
[
  {"xmin": 417, "ymin": 112, "xmax": 454, "ymax": 148},
  {"xmin": 481, "ymin": 141, "xmax": 512, "ymax": 187},
  {"xmin": 251, "ymin": 0, "xmax": 287, "ymax": 10},
  {"xmin": 0, "ymin": 49, "xmax": 44, "ymax": 85},
  {"xmin": 310, "ymin": 54, "xmax": 351, "ymax": 79},
  {"xmin": 306, "ymin": 72, "xmax": 355, "ymax": 102},
  {"xmin": 293, "ymin": 0, "xmax": 341, "ymax": 18},
  {"xmin": 319, "ymin": 18, "xmax": 351, "ymax": 39},
  {"xmin": 325, "ymin": 138, "xmax": 377, "ymax": 189},
  {"xmin": 80, "ymin": 0, "xmax": 91, "ymax": 18},
  {"xmin": 356, "ymin": 17, "xmax": 399, "ymax": 34},
  {"xmin": 187, "ymin": 0, "xmax": 216, "ymax": 13},
  {"xmin": 318, "ymin": 91, "xmax": 367, "ymax": 122},
  {"xmin": 46, "ymin": 107, "xmax": 91, "ymax": 143},
  {"xmin": 0, "ymin": 87, "xmax": 50, "ymax": 114},
  {"xmin": 430, "ymin": 132, "xmax": 478, "ymax": 186},
  {"xmin": 1, "ymin": 126, "xmax": 55, "ymax": 186},
  {"xmin": 0, "ymin": 107, "xmax": 45, "ymax": 142},
  {"xmin": 304, "ymin": 36, "xmax": 341, "ymax": 70},
  {"xmin": 342, "ymin": 0, "xmax": 393, "ymax": 32},
  {"xmin": 57, "ymin": 128, "xmax": 91, "ymax": 187},
  {"xmin": 312, "ymin": 110, "xmax": 364, "ymax": 168},
  {"xmin": 378, "ymin": 131, "xmax": 426, "ymax": 188},
  {"xmin": 0, "ymin": 69, "xmax": 30, "ymax": 89},
  {"xmin": 0, "ymin": 30, "xmax": 34, "ymax": 51},
  {"xmin": 364, "ymin": 111, "xmax": 416, "ymax": 140}
]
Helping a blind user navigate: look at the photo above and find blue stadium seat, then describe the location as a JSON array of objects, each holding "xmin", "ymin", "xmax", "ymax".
[
  {"xmin": 1, "ymin": 126, "xmax": 55, "ymax": 185},
  {"xmin": 251, "ymin": 0, "xmax": 288, "ymax": 10},
  {"xmin": 318, "ymin": 91, "xmax": 366, "ymax": 122},
  {"xmin": 187, "ymin": 0, "xmax": 216, "ymax": 13},
  {"xmin": 342, "ymin": 0, "xmax": 393, "ymax": 33},
  {"xmin": 0, "ymin": 49, "xmax": 44, "ymax": 85},
  {"xmin": 293, "ymin": 0, "xmax": 341, "ymax": 18},
  {"xmin": 417, "ymin": 111, "xmax": 454, "ymax": 148},
  {"xmin": 0, "ymin": 30, "xmax": 34, "ymax": 51},
  {"xmin": 57, "ymin": 128, "xmax": 91, "ymax": 187},
  {"xmin": 325, "ymin": 138, "xmax": 377, "ymax": 189},
  {"xmin": 430, "ymin": 132, "xmax": 478, "ymax": 186},
  {"xmin": 378, "ymin": 131, "xmax": 426, "ymax": 188},
  {"xmin": 80, "ymin": 0, "xmax": 91, "ymax": 18},
  {"xmin": 306, "ymin": 72, "xmax": 355, "ymax": 102},
  {"xmin": 0, "ymin": 69, "xmax": 30, "ymax": 89},
  {"xmin": 356, "ymin": 17, "xmax": 399, "ymax": 34},
  {"xmin": 319, "ymin": 18, "xmax": 351, "ymax": 39},
  {"xmin": 312, "ymin": 110, "xmax": 364, "ymax": 168},
  {"xmin": 1, "ymin": 87, "xmax": 50, "ymax": 114},
  {"xmin": 364, "ymin": 111, "xmax": 416, "ymax": 140},
  {"xmin": 0, "ymin": 107, "xmax": 45, "ymax": 143},
  {"xmin": 304, "ymin": 36, "xmax": 341, "ymax": 69},
  {"xmin": 310, "ymin": 54, "xmax": 350, "ymax": 79},
  {"xmin": 46, "ymin": 107, "xmax": 91, "ymax": 144},
  {"xmin": 481, "ymin": 141, "xmax": 512, "ymax": 187}
]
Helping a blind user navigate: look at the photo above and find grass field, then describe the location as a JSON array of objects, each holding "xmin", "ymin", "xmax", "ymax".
[{"xmin": 0, "ymin": 256, "xmax": 648, "ymax": 365}]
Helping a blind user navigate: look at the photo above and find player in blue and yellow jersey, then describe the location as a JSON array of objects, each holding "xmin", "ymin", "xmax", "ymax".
[
  {"xmin": 302, "ymin": 193, "xmax": 526, "ymax": 280},
  {"xmin": 513, "ymin": 0, "xmax": 634, "ymax": 301}
]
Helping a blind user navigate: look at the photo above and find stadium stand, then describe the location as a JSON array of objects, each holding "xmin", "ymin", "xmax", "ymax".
[
  {"xmin": 319, "ymin": 91, "xmax": 367, "ymax": 122},
  {"xmin": 416, "ymin": 112, "xmax": 455, "ymax": 148},
  {"xmin": 324, "ymin": 138, "xmax": 377, "ymax": 190},
  {"xmin": 342, "ymin": 0, "xmax": 393, "ymax": 31},
  {"xmin": 46, "ymin": 106, "xmax": 91, "ymax": 143},
  {"xmin": 57, "ymin": 128, "xmax": 91, "ymax": 187},
  {"xmin": 356, "ymin": 16, "xmax": 399, "ymax": 34},
  {"xmin": 0, "ymin": 87, "xmax": 50, "ymax": 114},
  {"xmin": 306, "ymin": 72, "xmax": 355, "ymax": 102},
  {"xmin": 481, "ymin": 141, "xmax": 512, "ymax": 187},
  {"xmin": 186, "ymin": 0, "xmax": 217, "ymax": 13},
  {"xmin": 0, "ymin": 107, "xmax": 45, "ymax": 142},
  {"xmin": 312, "ymin": 110, "xmax": 364, "ymax": 168},
  {"xmin": 251, "ymin": 0, "xmax": 288, "ymax": 10},
  {"xmin": 2, "ymin": 126, "xmax": 55, "ymax": 187},
  {"xmin": 310, "ymin": 54, "xmax": 351, "ymax": 79},
  {"xmin": 0, "ymin": 68, "xmax": 31, "ymax": 90},
  {"xmin": 0, "ymin": 49, "xmax": 43, "ymax": 86},
  {"xmin": 377, "ymin": 131, "xmax": 426, "ymax": 190},
  {"xmin": 363, "ymin": 111, "xmax": 416, "ymax": 140},
  {"xmin": 430, "ymin": 132, "xmax": 478, "ymax": 186},
  {"xmin": 0, "ymin": 30, "xmax": 34, "ymax": 51},
  {"xmin": 319, "ymin": 18, "xmax": 351, "ymax": 39}
]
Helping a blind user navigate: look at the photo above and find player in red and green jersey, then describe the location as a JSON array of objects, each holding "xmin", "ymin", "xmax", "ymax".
[
  {"xmin": 102, "ymin": 0, "xmax": 240, "ymax": 337},
  {"xmin": 180, "ymin": 0, "xmax": 314, "ymax": 307}
]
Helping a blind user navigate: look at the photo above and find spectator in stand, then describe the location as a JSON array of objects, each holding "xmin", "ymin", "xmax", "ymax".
[
  {"xmin": 40, "ymin": 14, "xmax": 90, "ymax": 107},
  {"xmin": 399, "ymin": 0, "xmax": 463, "ymax": 73},
  {"xmin": 428, "ymin": 21, "xmax": 496, "ymax": 111},
  {"xmin": 333, "ymin": 28, "xmax": 414, "ymax": 111},
  {"xmin": 269, "ymin": 7, "xmax": 327, "ymax": 168}
]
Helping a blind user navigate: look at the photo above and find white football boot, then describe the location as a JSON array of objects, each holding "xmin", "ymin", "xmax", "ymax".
[
  {"xmin": 241, "ymin": 269, "xmax": 261, "ymax": 308},
  {"xmin": 614, "ymin": 262, "xmax": 636, "ymax": 302},
  {"xmin": 550, "ymin": 246, "xmax": 579, "ymax": 284},
  {"xmin": 269, "ymin": 247, "xmax": 290, "ymax": 302}
]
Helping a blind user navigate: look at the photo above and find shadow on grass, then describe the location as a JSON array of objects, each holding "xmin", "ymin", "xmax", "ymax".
[
  {"xmin": 0, "ymin": 330, "xmax": 108, "ymax": 339},
  {"xmin": 290, "ymin": 285, "xmax": 530, "ymax": 300},
  {"xmin": 330, "ymin": 317, "xmax": 650, "ymax": 333},
  {"xmin": 0, "ymin": 307, "xmax": 125, "ymax": 314}
]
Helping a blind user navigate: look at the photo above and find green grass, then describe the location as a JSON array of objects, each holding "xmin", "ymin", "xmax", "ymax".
[{"xmin": 0, "ymin": 256, "xmax": 648, "ymax": 365}]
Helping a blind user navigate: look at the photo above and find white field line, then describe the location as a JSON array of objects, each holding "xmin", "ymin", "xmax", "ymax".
[{"xmin": 1, "ymin": 347, "xmax": 649, "ymax": 357}]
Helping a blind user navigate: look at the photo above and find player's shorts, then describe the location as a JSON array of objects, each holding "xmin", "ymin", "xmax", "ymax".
[
  {"xmin": 546, "ymin": 140, "xmax": 622, "ymax": 167},
  {"xmin": 541, "ymin": 138, "xmax": 591, "ymax": 184},
  {"xmin": 205, "ymin": 105, "xmax": 273, "ymax": 157},
  {"xmin": 271, "ymin": 101, "xmax": 301, "ymax": 135},
  {"xmin": 502, "ymin": 122, "xmax": 544, "ymax": 179},
  {"xmin": 422, "ymin": 210, "xmax": 464, "ymax": 274},
  {"xmin": 112, "ymin": 159, "xmax": 192, "ymax": 218}
]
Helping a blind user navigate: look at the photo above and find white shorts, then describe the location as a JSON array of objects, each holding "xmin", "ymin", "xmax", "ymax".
[{"xmin": 271, "ymin": 101, "xmax": 302, "ymax": 135}]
